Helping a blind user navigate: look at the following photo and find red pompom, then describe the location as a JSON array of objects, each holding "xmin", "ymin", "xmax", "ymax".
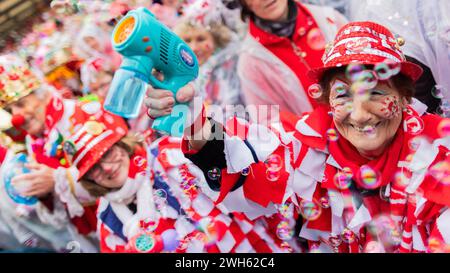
[{"xmin": 11, "ymin": 114, "xmax": 25, "ymax": 128}]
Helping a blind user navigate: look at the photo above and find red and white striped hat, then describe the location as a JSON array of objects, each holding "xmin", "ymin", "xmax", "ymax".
[
  {"xmin": 63, "ymin": 103, "xmax": 128, "ymax": 178},
  {"xmin": 309, "ymin": 21, "xmax": 423, "ymax": 82}
]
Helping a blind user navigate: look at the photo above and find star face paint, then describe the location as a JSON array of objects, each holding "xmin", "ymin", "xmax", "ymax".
[{"xmin": 328, "ymin": 74, "xmax": 406, "ymax": 158}]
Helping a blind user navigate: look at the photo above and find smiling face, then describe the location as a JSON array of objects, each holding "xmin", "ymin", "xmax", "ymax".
[
  {"xmin": 328, "ymin": 72, "xmax": 408, "ymax": 158},
  {"xmin": 9, "ymin": 92, "xmax": 48, "ymax": 137},
  {"xmin": 84, "ymin": 144, "xmax": 130, "ymax": 189},
  {"xmin": 178, "ymin": 26, "xmax": 215, "ymax": 66},
  {"xmin": 243, "ymin": 0, "xmax": 289, "ymax": 21}
]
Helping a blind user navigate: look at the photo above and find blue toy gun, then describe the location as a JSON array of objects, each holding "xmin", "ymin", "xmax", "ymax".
[{"xmin": 104, "ymin": 7, "xmax": 199, "ymax": 137}]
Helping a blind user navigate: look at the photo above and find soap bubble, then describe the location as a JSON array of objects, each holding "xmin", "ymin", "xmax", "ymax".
[
  {"xmin": 326, "ymin": 128, "xmax": 339, "ymax": 142},
  {"xmin": 207, "ymin": 167, "xmax": 221, "ymax": 181},
  {"xmin": 334, "ymin": 171, "xmax": 352, "ymax": 190},
  {"xmin": 276, "ymin": 221, "xmax": 295, "ymax": 241},
  {"xmin": 357, "ymin": 165, "xmax": 381, "ymax": 189},
  {"xmin": 266, "ymin": 170, "xmax": 280, "ymax": 182},
  {"xmin": 340, "ymin": 228, "xmax": 356, "ymax": 244},
  {"xmin": 307, "ymin": 27, "xmax": 326, "ymax": 50},
  {"xmin": 431, "ymin": 85, "xmax": 445, "ymax": 99},
  {"xmin": 265, "ymin": 154, "xmax": 283, "ymax": 172},
  {"xmin": 308, "ymin": 84, "xmax": 323, "ymax": 99},
  {"xmin": 346, "ymin": 64, "xmax": 366, "ymax": 81},
  {"xmin": 298, "ymin": 199, "xmax": 322, "ymax": 221}
]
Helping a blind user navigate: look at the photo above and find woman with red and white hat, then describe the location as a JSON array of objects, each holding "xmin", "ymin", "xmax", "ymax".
[
  {"xmin": 67, "ymin": 110, "xmax": 289, "ymax": 253},
  {"xmin": 145, "ymin": 21, "xmax": 450, "ymax": 253}
]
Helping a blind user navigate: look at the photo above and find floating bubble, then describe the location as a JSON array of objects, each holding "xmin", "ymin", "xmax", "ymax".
[
  {"xmin": 279, "ymin": 203, "xmax": 294, "ymax": 218},
  {"xmin": 334, "ymin": 171, "xmax": 352, "ymax": 190},
  {"xmin": 299, "ymin": 199, "xmax": 322, "ymax": 221},
  {"xmin": 266, "ymin": 170, "xmax": 280, "ymax": 182},
  {"xmin": 431, "ymin": 85, "xmax": 445, "ymax": 99},
  {"xmin": 154, "ymin": 189, "xmax": 167, "ymax": 200},
  {"xmin": 326, "ymin": 128, "xmax": 339, "ymax": 142},
  {"xmin": 331, "ymin": 81, "xmax": 348, "ymax": 96},
  {"xmin": 429, "ymin": 161, "xmax": 450, "ymax": 185},
  {"xmin": 207, "ymin": 167, "xmax": 221, "ymax": 181},
  {"xmin": 307, "ymin": 27, "xmax": 326, "ymax": 50},
  {"xmin": 342, "ymin": 167, "xmax": 353, "ymax": 179},
  {"xmin": 308, "ymin": 84, "xmax": 323, "ymax": 99},
  {"xmin": 341, "ymin": 228, "xmax": 356, "ymax": 244},
  {"xmin": 374, "ymin": 62, "xmax": 392, "ymax": 81},
  {"xmin": 265, "ymin": 154, "xmax": 283, "ymax": 172},
  {"xmin": 346, "ymin": 64, "xmax": 365, "ymax": 81},
  {"xmin": 385, "ymin": 60, "xmax": 401, "ymax": 76},
  {"xmin": 352, "ymin": 70, "xmax": 378, "ymax": 90},
  {"xmin": 241, "ymin": 167, "xmax": 250, "ymax": 176},
  {"xmin": 437, "ymin": 119, "xmax": 450, "ymax": 137},
  {"xmin": 276, "ymin": 221, "xmax": 294, "ymax": 241},
  {"xmin": 357, "ymin": 165, "xmax": 381, "ymax": 189},
  {"xmin": 319, "ymin": 196, "xmax": 330, "ymax": 209}
]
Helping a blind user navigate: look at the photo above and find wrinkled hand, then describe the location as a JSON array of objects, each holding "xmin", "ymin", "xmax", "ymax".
[
  {"xmin": 144, "ymin": 83, "xmax": 195, "ymax": 119},
  {"xmin": 11, "ymin": 163, "xmax": 55, "ymax": 198}
]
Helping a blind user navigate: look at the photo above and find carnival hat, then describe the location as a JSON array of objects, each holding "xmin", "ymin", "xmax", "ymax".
[
  {"xmin": 62, "ymin": 100, "xmax": 128, "ymax": 178},
  {"xmin": 308, "ymin": 21, "xmax": 423, "ymax": 82},
  {"xmin": 0, "ymin": 54, "xmax": 41, "ymax": 108}
]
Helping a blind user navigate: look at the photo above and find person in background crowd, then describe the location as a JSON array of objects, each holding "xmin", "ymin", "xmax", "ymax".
[
  {"xmin": 149, "ymin": 0, "xmax": 183, "ymax": 29},
  {"xmin": 173, "ymin": 0, "xmax": 245, "ymax": 120},
  {"xmin": 0, "ymin": 54, "xmax": 125, "ymax": 252},
  {"xmin": 235, "ymin": 0, "xmax": 347, "ymax": 123},
  {"xmin": 74, "ymin": 18, "xmax": 122, "ymax": 73}
]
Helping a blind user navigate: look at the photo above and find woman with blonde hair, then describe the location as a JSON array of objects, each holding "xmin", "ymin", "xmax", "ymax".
[{"xmin": 171, "ymin": 0, "xmax": 245, "ymax": 120}]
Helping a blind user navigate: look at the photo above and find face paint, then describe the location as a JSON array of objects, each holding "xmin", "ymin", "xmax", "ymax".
[
  {"xmin": 329, "ymin": 72, "xmax": 406, "ymax": 157},
  {"xmin": 379, "ymin": 95, "xmax": 401, "ymax": 119}
]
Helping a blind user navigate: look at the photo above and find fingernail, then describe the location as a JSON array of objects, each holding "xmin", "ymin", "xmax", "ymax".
[{"xmin": 167, "ymin": 98, "xmax": 175, "ymax": 106}]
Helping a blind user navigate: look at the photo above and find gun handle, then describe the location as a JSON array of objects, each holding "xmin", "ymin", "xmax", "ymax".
[{"xmin": 151, "ymin": 102, "xmax": 189, "ymax": 137}]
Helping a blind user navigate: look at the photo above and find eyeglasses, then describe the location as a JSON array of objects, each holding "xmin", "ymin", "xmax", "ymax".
[{"xmin": 85, "ymin": 145, "xmax": 122, "ymax": 180}]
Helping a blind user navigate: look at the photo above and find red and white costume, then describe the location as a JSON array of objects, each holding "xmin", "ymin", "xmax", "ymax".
[{"xmin": 98, "ymin": 136, "xmax": 289, "ymax": 253}]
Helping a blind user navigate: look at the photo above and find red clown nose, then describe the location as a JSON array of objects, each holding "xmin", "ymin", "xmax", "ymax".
[{"xmin": 11, "ymin": 114, "xmax": 25, "ymax": 128}]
